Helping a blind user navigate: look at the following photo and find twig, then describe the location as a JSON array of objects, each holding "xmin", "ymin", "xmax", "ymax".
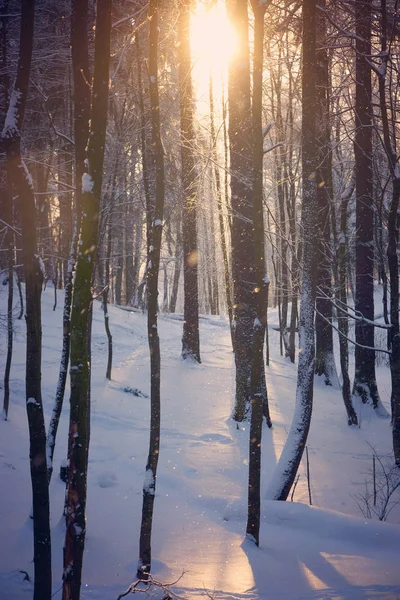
[
  {"xmin": 291, "ymin": 474, "xmax": 300, "ymax": 502},
  {"xmin": 306, "ymin": 446, "xmax": 312, "ymax": 506}
]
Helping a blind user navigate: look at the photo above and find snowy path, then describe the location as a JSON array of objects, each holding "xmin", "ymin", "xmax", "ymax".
[{"xmin": 1, "ymin": 288, "xmax": 400, "ymax": 599}]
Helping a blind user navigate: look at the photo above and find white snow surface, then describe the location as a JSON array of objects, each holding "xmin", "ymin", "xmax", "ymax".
[
  {"xmin": 82, "ymin": 172, "xmax": 94, "ymax": 193},
  {"xmin": 0, "ymin": 284, "xmax": 399, "ymax": 599}
]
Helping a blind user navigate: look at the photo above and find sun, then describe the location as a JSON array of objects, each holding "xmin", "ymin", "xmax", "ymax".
[{"xmin": 190, "ymin": 0, "xmax": 237, "ymax": 92}]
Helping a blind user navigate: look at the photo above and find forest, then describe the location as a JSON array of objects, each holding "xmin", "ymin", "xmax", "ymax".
[{"xmin": 0, "ymin": 0, "xmax": 400, "ymax": 598}]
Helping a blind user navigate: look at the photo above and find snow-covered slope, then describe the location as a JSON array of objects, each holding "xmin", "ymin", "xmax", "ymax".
[{"xmin": 0, "ymin": 285, "xmax": 399, "ymax": 599}]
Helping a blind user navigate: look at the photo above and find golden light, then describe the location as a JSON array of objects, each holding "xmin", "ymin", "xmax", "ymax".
[{"xmin": 190, "ymin": 1, "xmax": 237, "ymax": 95}]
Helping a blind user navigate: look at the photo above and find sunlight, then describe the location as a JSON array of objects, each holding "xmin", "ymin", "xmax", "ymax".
[{"xmin": 190, "ymin": 1, "xmax": 237, "ymax": 95}]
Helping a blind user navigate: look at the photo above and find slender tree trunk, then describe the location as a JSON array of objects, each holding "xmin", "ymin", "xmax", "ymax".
[
  {"xmin": 227, "ymin": 0, "xmax": 255, "ymax": 422},
  {"xmin": 2, "ymin": 215, "xmax": 13, "ymax": 420},
  {"xmin": 209, "ymin": 75, "xmax": 234, "ymax": 349},
  {"xmin": 2, "ymin": 1, "xmax": 52, "ymax": 596},
  {"xmin": 246, "ymin": 1, "xmax": 272, "ymax": 545},
  {"xmin": 337, "ymin": 181, "xmax": 358, "ymax": 425},
  {"xmin": 1, "ymin": 1, "xmax": 13, "ymax": 420},
  {"xmin": 169, "ymin": 212, "xmax": 182, "ymax": 314},
  {"xmin": 62, "ymin": 2, "xmax": 112, "ymax": 598},
  {"xmin": 137, "ymin": 0, "xmax": 164, "ymax": 578},
  {"xmin": 99, "ymin": 219, "xmax": 113, "ymax": 381},
  {"xmin": 377, "ymin": 0, "xmax": 400, "ymax": 458},
  {"xmin": 352, "ymin": 0, "xmax": 381, "ymax": 410},
  {"xmin": 46, "ymin": 0, "xmax": 91, "ymax": 485},
  {"xmin": 314, "ymin": 0, "xmax": 338, "ymax": 387},
  {"xmin": 179, "ymin": 0, "xmax": 201, "ymax": 362},
  {"xmin": 267, "ymin": 0, "xmax": 317, "ymax": 502}
]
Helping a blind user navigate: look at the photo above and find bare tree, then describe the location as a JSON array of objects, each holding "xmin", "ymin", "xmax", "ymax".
[
  {"xmin": 62, "ymin": 1, "xmax": 112, "ymax": 597},
  {"xmin": 246, "ymin": 0, "xmax": 272, "ymax": 547},
  {"xmin": 352, "ymin": 0, "xmax": 382, "ymax": 410},
  {"xmin": 227, "ymin": 0, "xmax": 254, "ymax": 422},
  {"xmin": 2, "ymin": 0, "xmax": 52, "ymax": 597},
  {"xmin": 267, "ymin": 0, "xmax": 318, "ymax": 502},
  {"xmin": 46, "ymin": 0, "xmax": 91, "ymax": 483},
  {"xmin": 137, "ymin": 0, "xmax": 165, "ymax": 579},
  {"xmin": 179, "ymin": 0, "xmax": 201, "ymax": 362}
]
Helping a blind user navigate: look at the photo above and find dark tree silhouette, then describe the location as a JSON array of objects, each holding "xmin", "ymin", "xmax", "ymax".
[
  {"xmin": 62, "ymin": 1, "xmax": 112, "ymax": 598},
  {"xmin": 2, "ymin": 0, "xmax": 52, "ymax": 597}
]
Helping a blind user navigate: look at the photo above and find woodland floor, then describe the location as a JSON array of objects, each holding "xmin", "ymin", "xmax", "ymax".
[{"xmin": 0, "ymin": 283, "xmax": 399, "ymax": 599}]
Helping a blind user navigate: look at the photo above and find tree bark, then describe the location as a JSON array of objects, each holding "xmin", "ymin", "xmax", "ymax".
[
  {"xmin": 377, "ymin": 0, "xmax": 400, "ymax": 458},
  {"xmin": 179, "ymin": 0, "xmax": 201, "ymax": 362},
  {"xmin": 227, "ymin": 0, "xmax": 255, "ymax": 422},
  {"xmin": 209, "ymin": 74, "xmax": 235, "ymax": 350},
  {"xmin": 246, "ymin": 0, "xmax": 272, "ymax": 546},
  {"xmin": 352, "ymin": 0, "xmax": 381, "ymax": 410},
  {"xmin": 1, "ymin": 0, "xmax": 13, "ymax": 421},
  {"xmin": 337, "ymin": 180, "xmax": 358, "ymax": 425},
  {"xmin": 2, "ymin": 1, "xmax": 52, "ymax": 596},
  {"xmin": 314, "ymin": 0, "xmax": 338, "ymax": 387},
  {"xmin": 137, "ymin": 0, "xmax": 165, "ymax": 579},
  {"xmin": 46, "ymin": 0, "xmax": 91, "ymax": 484},
  {"xmin": 62, "ymin": 1, "xmax": 112, "ymax": 598},
  {"xmin": 266, "ymin": 0, "xmax": 317, "ymax": 502}
]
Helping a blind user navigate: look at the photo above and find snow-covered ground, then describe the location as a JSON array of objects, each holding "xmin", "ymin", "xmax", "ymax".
[{"xmin": 0, "ymin": 284, "xmax": 399, "ymax": 600}]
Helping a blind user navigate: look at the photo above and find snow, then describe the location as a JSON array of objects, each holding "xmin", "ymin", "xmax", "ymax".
[
  {"xmin": 0, "ymin": 284, "xmax": 399, "ymax": 599},
  {"xmin": 82, "ymin": 172, "xmax": 94, "ymax": 193},
  {"xmin": 2, "ymin": 89, "xmax": 22, "ymax": 139},
  {"xmin": 143, "ymin": 468, "xmax": 155, "ymax": 494},
  {"xmin": 26, "ymin": 397, "xmax": 39, "ymax": 406}
]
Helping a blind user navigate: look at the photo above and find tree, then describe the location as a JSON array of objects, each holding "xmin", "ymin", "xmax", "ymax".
[
  {"xmin": 46, "ymin": 0, "xmax": 91, "ymax": 483},
  {"xmin": 137, "ymin": 0, "xmax": 165, "ymax": 579},
  {"xmin": 62, "ymin": 0, "xmax": 112, "ymax": 597},
  {"xmin": 1, "ymin": 0, "xmax": 14, "ymax": 421},
  {"xmin": 179, "ymin": 0, "xmax": 201, "ymax": 363},
  {"xmin": 2, "ymin": 0, "xmax": 52, "ymax": 597},
  {"xmin": 209, "ymin": 75, "xmax": 234, "ymax": 349},
  {"xmin": 375, "ymin": 0, "xmax": 400, "ymax": 461},
  {"xmin": 246, "ymin": 0, "xmax": 271, "ymax": 546},
  {"xmin": 314, "ymin": 0, "xmax": 339, "ymax": 388},
  {"xmin": 227, "ymin": 0, "xmax": 254, "ymax": 422},
  {"xmin": 352, "ymin": 0, "xmax": 382, "ymax": 410},
  {"xmin": 267, "ymin": 0, "xmax": 318, "ymax": 502}
]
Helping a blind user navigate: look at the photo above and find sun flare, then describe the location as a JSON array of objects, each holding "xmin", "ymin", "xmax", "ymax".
[{"xmin": 190, "ymin": 1, "xmax": 237, "ymax": 91}]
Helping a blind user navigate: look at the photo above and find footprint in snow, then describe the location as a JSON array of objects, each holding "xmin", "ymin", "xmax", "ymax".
[{"xmin": 98, "ymin": 471, "xmax": 117, "ymax": 488}]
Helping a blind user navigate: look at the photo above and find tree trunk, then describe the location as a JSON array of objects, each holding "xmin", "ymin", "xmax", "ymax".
[
  {"xmin": 137, "ymin": 0, "xmax": 165, "ymax": 578},
  {"xmin": 227, "ymin": 0, "xmax": 255, "ymax": 422},
  {"xmin": 266, "ymin": 0, "xmax": 317, "ymax": 502},
  {"xmin": 246, "ymin": 0, "xmax": 272, "ymax": 547},
  {"xmin": 336, "ymin": 181, "xmax": 358, "ymax": 425},
  {"xmin": 314, "ymin": 0, "xmax": 338, "ymax": 387},
  {"xmin": 1, "ymin": 0, "xmax": 13, "ymax": 420},
  {"xmin": 46, "ymin": 0, "xmax": 91, "ymax": 485},
  {"xmin": 169, "ymin": 212, "xmax": 182, "ymax": 314},
  {"xmin": 352, "ymin": 0, "xmax": 381, "ymax": 410},
  {"xmin": 2, "ymin": 1, "xmax": 52, "ymax": 596},
  {"xmin": 62, "ymin": 1, "xmax": 112, "ymax": 598},
  {"xmin": 179, "ymin": 0, "xmax": 201, "ymax": 362},
  {"xmin": 209, "ymin": 74, "xmax": 234, "ymax": 349},
  {"xmin": 377, "ymin": 0, "xmax": 400, "ymax": 457}
]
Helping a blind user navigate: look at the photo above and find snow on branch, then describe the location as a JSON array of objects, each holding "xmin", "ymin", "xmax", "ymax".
[
  {"xmin": 262, "ymin": 122, "xmax": 275, "ymax": 138},
  {"xmin": 319, "ymin": 292, "xmax": 393, "ymax": 330},
  {"xmin": 2, "ymin": 89, "xmax": 22, "ymax": 139},
  {"xmin": 315, "ymin": 307, "xmax": 392, "ymax": 356},
  {"xmin": 263, "ymin": 142, "xmax": 283, "ymax": 155}
]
